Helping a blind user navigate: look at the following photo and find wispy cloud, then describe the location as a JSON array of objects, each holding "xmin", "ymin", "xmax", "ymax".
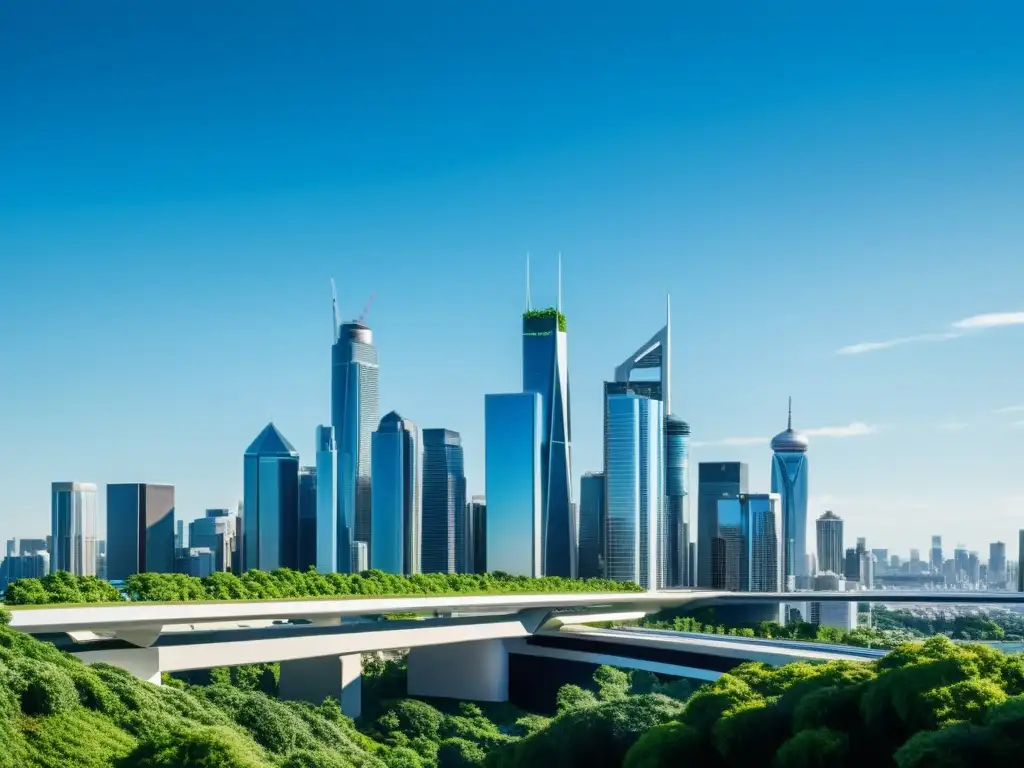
[
  {"xmin": 935, "ymin": 421, "xmax": 969, "ymax": 432},
  {"xmin": 835, "ymin": 309, "xmax": 1024, "ymax": 356},
  {"xmin": 694, "ymin": 422, "xmax": 878, "ymax": 447},
  {"xmin": 993, "ymin": 405, "xmax": 1024, "ymax": 414}
]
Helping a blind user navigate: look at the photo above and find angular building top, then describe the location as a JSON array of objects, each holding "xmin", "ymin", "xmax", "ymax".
[
  {"xmin": 613, "ymin": 295, "xmax": 672, "ymax": 412},
  {"xmin": 245, "ymin": 423, "xmax": 298, "ymax": 457}
]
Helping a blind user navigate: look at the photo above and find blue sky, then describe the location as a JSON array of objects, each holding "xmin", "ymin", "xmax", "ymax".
[{"xmin": 2, "ymin": 2, "xmax": 1023, "ymax": 558}]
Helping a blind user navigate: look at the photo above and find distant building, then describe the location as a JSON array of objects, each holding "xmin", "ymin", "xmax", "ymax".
[
  {"xmin": 815, "ymin": 511, "xmax": 844, "ymax": 576},
  {"xmin": 696, "ymin": 463, "xmax": 748, "ymax": 587},
  {"xmin": 871, "ymin": 549, "xmax": 888, "ymax": 573},
  {"xmin": 175, "ymin": 547, "xmax": 216, "ymax": 578},
  {"xmin": 106, "ymin": 483, "xmax": 176, "ymax": 581},
  {"xmin": 930, "ymin": 535, "xmax": 943, "ymax": 573},
  {"xmin": 5, "ymin": 538, "xmax": 47, "ymax": 558},
  {"xmin": 188, "ymin": 509, "xmax": 237, "ymax": 572},
  {"xmin": 809, "ymin": 572, "xmax": 857, "ymax": 631},
  {"xmin": 51, "ymin": 482, "xmax": 99, "ymax": 576},
  {"xmin": 770, "ymin": 399, "xmax": 809, "ymax": 591},
  {"xmin": 315, "ymin": 425, "xmax": 339, "ymax": 573},
  {"xmin": 421, "ymin": 429, "xmax": 466, "ymax": 574},
  {"xmin": 0, "ymin": 551, "xmax": 50, "ymax": 589},
  {"xmin": 175, "ymin": 520, "xmax": 184, "ymax": 550},
  {"xmin": 967, "ymin": 551, "xmax": 981, "ymax": 586},
  {"xmin": 989, "ymin": 541, "xmax": 1007, "ymax": 587},
  {"xmin": 298, "ymin": 466, "xmax": 318, "ymax": 570},
  {"xmin": 351, "ymin": 541, "xmax": 368, "ymax": 573},
  {"xmin": 242, "ymin": 423, "xmax": 300, "ymax": 571},
  {"xmin": 663, "ymin": 415, "xmax": 691, "ymax": 588},
  {"xmin": 712, "ymin": 493, "xmax": 782, "ymax": 592},
  {"xmin": 484, "ymin": 392, "xmax": 542, "ymax": 577},
  {"xmin": 370, "ymin": 412, "xmax": 422, "ymax": 576},
  {"xmin": 859, "ymin": 550, "xmax": 876, "ymax": 589},
  {"xmin": 577, "ymin": 472, "xmax": 605, "ymax": 579},
  {"xmin": 843, "ymin": 548, "xmax": 859, "ymax": 581},
  {"xmin": 468, "ymin": 497, "xmax": 487, "ymax": 574}
]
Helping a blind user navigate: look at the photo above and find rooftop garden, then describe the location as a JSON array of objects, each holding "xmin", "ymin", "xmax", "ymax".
[{"xmin": 523, "ymin": 307, "xmax": 567, "ymax": 332}]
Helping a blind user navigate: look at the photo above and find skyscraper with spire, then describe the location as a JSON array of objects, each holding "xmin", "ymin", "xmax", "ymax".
[
  {"xmin": 771, "ymin": 398, "xmax": 809, "ymax": 590},
  {"xmin": 331, "ymin": 281, "xmax": 380, "ymax": 571},
  {"xmin": 521, "ymin": 254, "xmax": 576, "ymax": 577}
]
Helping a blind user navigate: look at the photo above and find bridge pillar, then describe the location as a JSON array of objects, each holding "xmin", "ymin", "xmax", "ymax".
[
  {"xmin": 74, "ymin": 648, "xmax": 162, "ymax": 685},
  {"xmin": 407, "ymin": 639, "xmax": 509, "ymax": 702},
  {"xmin": 278, "ymin": 654, "xmax": 362, "ymax": 718}
]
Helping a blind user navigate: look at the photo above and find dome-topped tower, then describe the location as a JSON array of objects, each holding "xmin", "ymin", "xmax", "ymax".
[{"xmin": 771, "ymin": 397, "xmax": 809, "ymax": 453}]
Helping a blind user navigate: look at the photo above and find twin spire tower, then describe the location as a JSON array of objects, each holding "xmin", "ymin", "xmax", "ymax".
[{"xmin": 525, "ymin": 252, "xmax": 563, "ymax": 313}]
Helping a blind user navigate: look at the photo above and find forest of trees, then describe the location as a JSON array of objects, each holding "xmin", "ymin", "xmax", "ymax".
[
  {"xmin": 1, "ymin": 603, "xmax": 1023, "ymax": 766},
  {"xmin": 2, "ymin": 569, "xmax": 642, "ymax": 606}
]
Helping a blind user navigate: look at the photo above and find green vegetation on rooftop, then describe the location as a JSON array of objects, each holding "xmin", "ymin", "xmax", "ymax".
[
  {"xmin": 522, "ymin": 307, "xmax": 567, "ymax": 331},
  {"xmin": 2, "ymin": 569, "xmax": 642, "ymax": 607}
]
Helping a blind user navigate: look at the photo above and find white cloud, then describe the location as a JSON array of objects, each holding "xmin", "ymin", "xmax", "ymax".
[
  {"xmin": 835, "ymin": 309, "xmax": 1024, "ymax": 356},
  {"xmin": 694, "ymin": 422, "xmax": 878, "ymax": 447},
  {"xmin": 835, "ymin": 332, "xmax": 959, "ymax": 356},
  {"xmin": 935, "ymin": 421, "xmax": 969, "ymax": 432},
  {"xmin": 951, "ymin": 311, "xmax": 1024, "ymax": 330},
  {"xmin": 993, "ymin": 405, "xmax": 1024, "ymax": 414}
]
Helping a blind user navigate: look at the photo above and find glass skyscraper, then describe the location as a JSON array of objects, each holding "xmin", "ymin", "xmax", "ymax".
[
  {"xmin": 815, "ymin": 510, "xmax": 844, "ymax": 576},
  {"xmin": 188, "ymin": 509, "xmax": 236, "ymax": 573},
  {"xmin": 467, "ymin": 496, "xmax": 487, "ymax": 574},
  {"xmin": 484, "ymin": 392, "xmax": 542, "ymax": 577},
  {"xmin": 577, "ymin": 471, "xmax": 605, "ymax": 579},
  {"xmin": 106, "ymin": 483, "xmax": 175, "ymax": 580},
  {"xmin": 770, "ymin": 399, "xmax": 809, "ymax": 590},
  {"xmin": 331, "ymin": 309, "xmax": 380, "ymax": 570},
  {"xmin": 315, "ymin": 425, "xmax": 339, "ymax": 573},
  {"xmin": 421, "ymin": 428, "xmax": 467, "ymax": 574},
  {"xmin": 696, "ymin": 462, "xmax": 748, "ymax": 587},
  {"xmin": 298, "ymin": 466, "xmax": 317, "ymax": 570},
  {"xmin": 713, "ymin": 493, "xmax": 781, "ymax": 592},
  {"xmin": 371, "ymin": 412, "xmax": 421, "ymax": 575},
  {"xmin": 50, "ymin": 482, "xmax": 98, "ymax": 576},
  {"xmin": 242, "ymin": 423, "xmax": 300, "ymax": 571},
  {"xmin": 604, "ymin": 392, "xmax": 664, "ymax": 589},
  {"xmin": 663, "ymin": 415, "xmax": 690, "ymax": 587}
]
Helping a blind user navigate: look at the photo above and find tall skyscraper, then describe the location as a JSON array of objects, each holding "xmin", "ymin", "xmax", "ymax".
[
  {"xmin": 989, "ymin": 541, "xmax": 1007, "ymax": 587},
  {"xmin": 370, "ymin": 412, "xmax": 421, "ymax": 575},
  {"xmin": 604, "ymin": 391, "xmax": 664, "ymax": 589},
  {"xmin": 242, "ymin": 423, "xmax": 300, "ymax": 571},
  {"xmin": 298, "ymin": 466, "xmax": 318, "ymax": 570},
  {"xmin": 696, "ymin": 463, "xmax": 748, "ymax": 587},
  {"xmin": 315, "ymin": 425, "xmax": 339, "ymax": 573},
  {"xmin": 930, "ymin": 535, "xmax": 943, "ymax": 573},
  {"xmin": 421, "ymin": 429, "xmax": 467, "ymax": 573},
  {"xmin": 50, "ymin": 482, "xmax": 99, "ymax": 576},
  {"xmin": 106, "ymin": 483, "xmax": 175, "ymax": 580},
  {"xmin": 712, "ymin": 493, "xmax": 782, "ymax": 592},
  {"xmin": 331, "ymin": 288, "xmax": 380, "ymax": 569},
  {"xmin": 174, "ymin": 520, "xmax": 184, "ymax": 550},
  {"xmin": 468, "ymin": 496, "xmax": 487, "ymax": 574},
  {"xmin": 1019, "ymin": 530, "xmax": 1024, "ymax": 592},
  {"xmin": 189, "ymin": 509, "xmax": 237, "ymax": 572},
  {"xmin": 771, "ymin": 398, "xmax": 809, "ymax": 590},
  {"xmin": 577, "ymin": 471, "xmax": 605, "ymax": 579},
  {"xmin": 484, "ymin": 392, "xmax": 542, "ymax": 577},
  {"xmin": 522, "ymin": 257, "xmax": 575, "ymax": 578},
  {"xmin": 815, "ymin": 510, "xmax": 844, "ymax": 575}
]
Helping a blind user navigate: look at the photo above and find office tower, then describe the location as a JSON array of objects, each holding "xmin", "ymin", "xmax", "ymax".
[
  {"xmin": 771, "ymin": 399, "xmax": 809, "ymax": 590},
  {"xmin": 1017, "ymin": 532, "xmax": 1023, "ymax": 591},
  {"xmin": 712, "ymin": 493, "xmax": 782, "ymax": 592},
  {"xmin": 930, "ymin": 536, "xmax": 943, "ymax": 573},
  {"xmin": 351, "ymin": 541, "xmax": 368, "ymax": 573},
  {"xmin": 815, "ymin": 511, "xmax": 844, "ymax": 575},
  {"xmin": 315, "ymin": 425, "xmax": 339, "ymax": 573},
  {"xmin": 298, "ymin": 466, "xmax": 318, "ymax": 570},
  {"xmin": 175, "ymin": 548, "xmax": 216, "ymax": 578},
  {"xmin": 872, "ymin": 549, "xmax": 889, "ymax": 573},
  {"xmin": 859, "ymin": 550, "xmax": 875, "ymax": 588},
  {"xmin": 909, "ymin": 549, "xmax": 922, "ymax": 572},
  {"xmin": 50, "ymin": 482, "xmax": 99, "ymax": 576},
  {"xmin": 843, "ymin": 548, "xmax": 859, "ymax": 581},
  {"xmin": 331, "ymin": 290, "xmax": 380, "ymax": 567},
  {"xmin": 890, "ymin": 555, "xmax": 901, "ymax": 571},
  {"xmin": 421, "ymin": 429, "xmax": 466, "ymax": 574},
  {"xmin": 0, "ymin": 551, "xmax": 49, "ymax": 589},
  {"xmin": 484, "ymin": 392, "xmax": 542, "ymax": 577},
  {"xmin": 242, "ymin": 423, "xmax": 300, "ymax": 571},
  {"xmin": 604, "ymin": 391, "xmax": 664, "ymax": 589},
  {"xmin": 954, "ymin": 545, "xmax": 969, "ymax": 584},
  {"xmin": 696, "ymin": 463, "xmax": 749, "ymax": 587},
  {"xmin": 856, "ymin": 538, "xmax": 867, "ymax": 557},
  {"xmin": 106, "ymin": 483, "xmax": 175, "ymax": 580},
  {"xmin": 174, "ymin": 520, "xmax": 184, "ymax": 550},
  {"xmin": 6, "ymin": 538, "xmax": 47, "ymax": 557},
  {"xmin": 967, "ymin": 551, "xmax": 981, "ymax": 586},
  {"xmin": 468, "ymin": 496, "xmax": 487, "ymax": 574},
  {"xmin": 370, "ymin": 412, "xmax": 422, "ymax": 575},
  {"xmin": 989, "ymin": 541, "xmax": 1007, "ymax": 587},
  {"xmin": 663, "ymin": 415, "xmax": 690, "ymax": 588},
  {"xmin": 188, "ymin": 509, "xmax": 236, "ymax": 572},
  {"xmin": 577, "ymin": 472, "xmax": 605, "ymax": 579}
]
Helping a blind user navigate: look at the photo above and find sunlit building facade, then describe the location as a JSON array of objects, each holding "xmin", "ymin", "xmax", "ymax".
[
  {"xmin": 298, "ymin": 466, "xmax": 317, "ymax": 570},
  {"xmin": 815, "ymin": 510, "xmax": 844, "ymax": 576},
  {"xmin": 712, "ymin": 493, "xmax": 781, "ymax": 592},
  {"xmin": 50, "ymin": 482, "xmax": 98, "ymax": 576},
  {"xmin": 577, "ymin": 471, "xmax": 605, "ymax": 579},
  {"xmin": 315, "ymin": 425, "xmax": 339, "ymax": 573},
  {"xmin": 188, "ymin": 509, "xmax": 236, "ymax": 573},
  {"xmin": 663, "ymin": 414, "xmax": 690, "ymax": 587},
  {"xmin": 371, "ymin": 412, "xmax": 421, "ymax": 575},
  {"xmin": 696, "ymin": 463, "xmax": 748, "ymax": 587},
  {"xmin": 484, "ymin": 392, "xmax": 542, "ymax": 577},
  {"xmin": 242, "ymin": 423, "xmax": 300, "ymax": 571},
  {"xmin": 421, "ymin": 428, "xmax": 465, "ymax": 574},
  {"xmin": 106, "ymin": 483, "xmax": 176, "ymax": 580},
  {"xmin": 770, "ymin": 399, "xmax": 809, "ymax": 591}
]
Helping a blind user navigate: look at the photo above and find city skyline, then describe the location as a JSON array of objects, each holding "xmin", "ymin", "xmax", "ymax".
[{"xmin": 3, "ymin": 4, "xmax": 1024, "ymax": 554}]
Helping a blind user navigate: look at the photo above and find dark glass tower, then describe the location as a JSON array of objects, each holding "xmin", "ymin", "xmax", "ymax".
[
  {"xmin": 577, "ymin": 472, "xmax": 605, "ymax": 579},
  {"xmin": 106, "ymin": 483, "xmax": 175, "ymax": 580},
  {"xmin": 242, "ymin": 423, "xmax": 300, "ymax": 571},
  {"xmin": 421, "ymin": 429, "xmax": 467, "ymax": 574},
  {"xmin": 664, "ymin": 415, "xmax": 690, "ymax": 587},
  {"xmin": 697, "ymin": 462, "xmax": 749, "ymax": 587},
  {"xmin": 297, "ymin": 466, "xmax": 317, "ymax": 570}
]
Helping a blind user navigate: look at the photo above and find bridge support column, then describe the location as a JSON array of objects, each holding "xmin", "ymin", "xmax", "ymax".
[
  {"xmin": 279, "ymin": 654, "xmax": 362, "ymax": 718},
  {"xmin": 74, "ymin": 648, "xmax": 162, "ymax": 685},
  {"xmin": 407, "ymin": 639, "xmax": 509, "ymax": 702}
]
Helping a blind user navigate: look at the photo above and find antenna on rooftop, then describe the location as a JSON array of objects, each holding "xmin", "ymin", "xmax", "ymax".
[{"xmin": 330, "ymin": 278, "xmax": 340, "ymax": 343}]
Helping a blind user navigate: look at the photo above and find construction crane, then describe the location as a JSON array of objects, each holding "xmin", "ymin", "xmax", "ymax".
[{"xmin": 357, "ymin": 292, "xmax": 377, "ymax": 325}]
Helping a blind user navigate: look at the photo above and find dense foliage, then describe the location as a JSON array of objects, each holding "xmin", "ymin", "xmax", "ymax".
[
  {"xmin": 3, "ymin": 568, "xmax": 642, "ymax": 606},
  {"xmin": 874, "ymin": 606, "xmax": 1023, "ymax": 641},
  {"xmin": 522, "ymin": 307, "xmax": 567, "ymax": 331}
]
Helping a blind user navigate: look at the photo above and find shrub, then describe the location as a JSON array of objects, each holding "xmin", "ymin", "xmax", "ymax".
[
  {"xmin": 437, "ymin": 737, "xmax": 486, "ymax": 768},
  {"xmin": 121, "ymin": 725, "xmax": 272, "ymax": 768},
  {"xmin": 16, "ymin": 658, "xmax": 79, "ymax": 716}
]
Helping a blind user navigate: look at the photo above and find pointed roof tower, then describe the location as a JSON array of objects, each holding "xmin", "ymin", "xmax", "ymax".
[{"xmin": 245, "ymin": 423, "xmax": 299, "ymax": 456}]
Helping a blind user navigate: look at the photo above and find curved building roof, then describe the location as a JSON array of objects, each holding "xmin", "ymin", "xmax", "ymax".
[{"xmin": 771, "ymin": 397, "xmax": 809, "ymax": 453}]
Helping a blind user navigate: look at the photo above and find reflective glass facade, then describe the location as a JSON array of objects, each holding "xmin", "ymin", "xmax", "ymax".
[
  {"xmin": 242, "ymin": 423, "xmax": 300, "ymax": 571},
  {"xmin": 106, "ymin": 483, "xmax": 175, "ymax": 580},
  {"xmin": 484, "ymin": 393, "xmax": 541, "ymax": 577},
  {"xmin": 50, "ymin": 482, "xmax": 98, "ymax": 576},
  {"xmin": 188, "ymin": 509, "xmax": 236, "ymax": 572},
  {"xmin": 696, "ymin": 463, "xmax": 748, "ymax": 587},
  {"xmin": 713, "ymin": 493, "xmax": 781, "ymax": 592},
  {"xmin": 468, "ymin": 497, "xmax": 487, "ymax": 574},
  {"xmin": 771, "ymin": 450, "xmax": 808, "ymax": 589},
  {"xmin": 815, "ymin": 510, "xmax": 844, "ymax": 576},
  {"xmin": 421, "ymin": 429, "xmax": 466, "ymax": 574},
  {"xmin": 370, "ymin": 412, "xmax": 421, "ymax": 575},
  {"xmin": 663, "ymin": 415, "xmax": 690, "ymax": 587},
  {"xmin": 332, "ymin": 322, "xmax": 379, "ymax": 570},
  {"xmin": 315, "ymin": 425, "xmax": 339, "ymax": 573},
  {"xmin": 522, "ymin": 313, "xmax": 575, "ymax": 577},
  {"xmin": 577, "ymin": 471, "xmax": 605, "ymax": 579},
  {"xmin": 298, "ymin": 466, "xmax": 317, "ymax": 570}
]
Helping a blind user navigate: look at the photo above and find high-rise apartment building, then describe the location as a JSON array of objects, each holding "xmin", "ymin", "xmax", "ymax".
[
  {"xmin": 815, "ymin": 511, "xmax": 844, "ymax": 575},
  {"xmin": 50, "ymin": 482, "xmax": 99, "ymax": 576},
  {"xmin": 370, "ymin": 412, "xmax": 421, "ymax": 575},
  {"xmin": 421, "ymin": 429, "xmax": 466, "ymax": 574},
  {"xmin": 712, "ymin": 493, "xmax": 782, "ymax": 592},
  {"xmin": 484, "ymin": 392, "xmax": 542, "ymax": 577},
  {"xmin": 174, "ymin": 520, "xmax": 184, "ymax": 550},
  {"xmin": 697, "ymin": 463, "xmax": 748, "ymax": 587},
  {"xmin": 577, "ymin": 472, "xmax": 605, "ymax": 579},
  {"xmin": 106, "ymin": 483, "xmax": 175, "ymax": 580},
  {"xmin": 0, "ymin": 551, "xmax": 50, "ymax": 589},
  {"xmin": 930, "ymin": 535, "xmax": 943, "ymax": 573},
  {"xmin": 604, "ymin": 391, "xmax": 664, "ymax": 589},
  {"xmin": 315, "ymin": 425, "xmax": 339, "ymax": 573},
  {"xmin": 298, "ymin": 466, "xmax": 318, "ymax": 570},
  {"xmin": 188, "ymin": 509, "xmax": 236, "ymax": 572},
  {"xmin": 843, "ymin": 548, "xmax": 859, "ymax": 581},
  {"xmin": 989, "ymin": 541, "xmax": 1007, "ymax": 587},
  {"xmin": 467, "ymin": 496, "xmax": 487, "ymax": 574},
  {"xmin": 331, "ymin": 290, "xmax": 380, "ymax": 569},
  {"xmin": 1018, "ymin": 530, "xmax": 1024, "ymax": 592},
  {"xmin": 242, "ymin": 423, "xmax": 300, "ymax": 571},
  {"xmin": 770, "ymin": 399, "xmax": 809, "ymax": 590}
]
